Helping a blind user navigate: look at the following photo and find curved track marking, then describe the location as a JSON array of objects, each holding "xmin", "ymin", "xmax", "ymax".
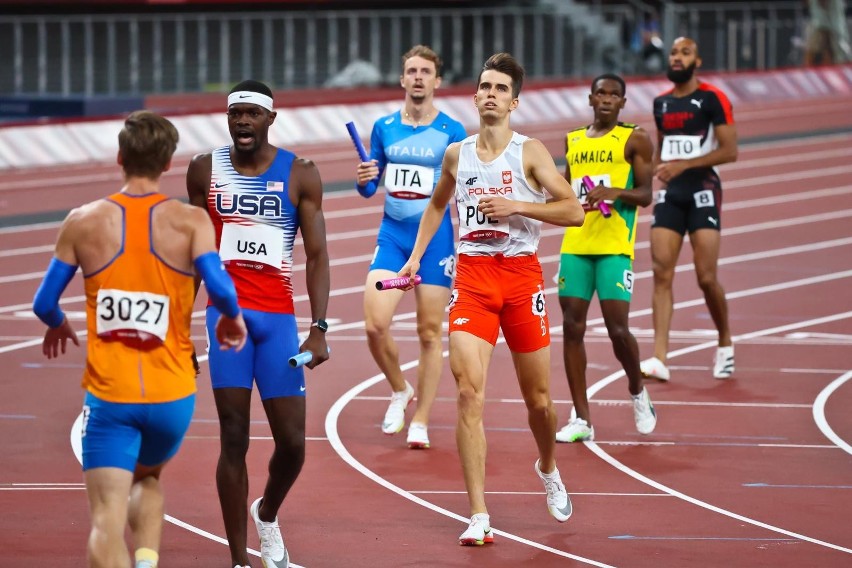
[
  {"xmin": 812, "ymin": 371, "xmax": 852, "ymax": 456},
  {"xmin": 68, "ymin": 393, "xmax": 305, "ymax": 568},
  {"xmin": 323, "ymin": 361, "xmax": 616, "ymax": 568},
  {"xmin": 580, "ymin": 312, "xmax": 852, "ymax": 555}
]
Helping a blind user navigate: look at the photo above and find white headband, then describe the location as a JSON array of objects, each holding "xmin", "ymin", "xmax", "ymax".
[{"xmin": 227, "ymin": 91, "xmax": 274, "ymax": 111}]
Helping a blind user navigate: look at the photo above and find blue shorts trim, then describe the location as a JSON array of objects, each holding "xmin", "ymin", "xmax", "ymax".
[
  {"xmin": 370, "ymin": 214, "xmax": 455, "ymax": 288},
  {"xmin": 81, "ymin": 392, "xmax": 195, "ymax": 472},
  {"xmin": 206, "ymin": 307, "xmax": 306, "ymax": 399}
]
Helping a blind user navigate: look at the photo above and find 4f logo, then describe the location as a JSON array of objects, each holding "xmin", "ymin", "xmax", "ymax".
[
  {"xmin": 465, "ymin": 177, "xmax": 478, "ymax": 186},
  {"xmin": 502, "ymin": 170, "xmax": 512, "ymax": 185}
]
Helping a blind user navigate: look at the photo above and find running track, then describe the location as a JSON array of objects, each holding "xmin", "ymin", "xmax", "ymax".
[{"xmin": 0, "ymin": 95, "xmax": 850, "ymax": 567}]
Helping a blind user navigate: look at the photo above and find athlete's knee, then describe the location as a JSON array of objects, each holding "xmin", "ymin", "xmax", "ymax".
[
  {"xmin": 607, "ymin": 322, "xmax": 632, "ymax": 345},
  {"xmin": 695, "ymin": 270, "xmax": 720, "ymax": 293},
  {"xmin": 523, "ymin": 388, "xmax": 552, "ymax": 416},
  {"xmin": 218, "ymin": 423, "xmax": 250, "ymax": 460},
  {"xmin": 651, "ymin": 261, "xmax": 675, "ymax": 286},
  {"xmin": 455, "ymin": 380, "xmax": 485, "ymax": 416},
  {"xmin": 561, "ymin": 316, "xmax": 586, "ymax": 342},
  {"xmin": 415, "ymin": 319, "xmax": 443, "ymax": 348},
  {"xmin": 364, "ymin": 318, "xmax": 391, "ymax": 344},
  {"xmin": 272, "ymin": 435, "xmax": 305, "ymax": 463}
]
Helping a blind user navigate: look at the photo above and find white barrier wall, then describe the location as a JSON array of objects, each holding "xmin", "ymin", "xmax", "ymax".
[{"xmin": 1, "ymin": 66, "xmax": 851, "ymax": 171}]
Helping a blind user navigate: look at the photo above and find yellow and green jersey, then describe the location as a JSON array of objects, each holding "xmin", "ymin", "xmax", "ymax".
[{"xmin": 560, "ymin": 122, "xmax": 639, "ymax": 258}]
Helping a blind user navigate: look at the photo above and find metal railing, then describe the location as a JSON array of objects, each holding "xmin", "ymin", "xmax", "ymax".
[
  {"xmin": 0, "ymin": 2, "xmax": 831, "ymax": 97},
  {"xmin": 0, "ymin": 7, "xmax": 590, "ymax": 96},
  {"xmin": 595, "ymin": 1, "xmax": 815, "ymax": 73}
]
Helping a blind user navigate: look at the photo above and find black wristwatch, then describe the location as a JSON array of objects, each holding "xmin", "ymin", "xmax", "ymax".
[{"xmin": 311, "ymin": 319, "xmax": 328, "ymax": 333}]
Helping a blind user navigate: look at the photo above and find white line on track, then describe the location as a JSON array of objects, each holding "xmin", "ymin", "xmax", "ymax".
[
  {"xmin": 326, "ymin": 290, "xmax": 852, "ymax": 559},
  {"xmin": 579, "ymin": 310, "xmax": 852, "ymax": 555},
  {"xmin": 812, "ymin": 370, "xmax": 852, "ymax": 456}
]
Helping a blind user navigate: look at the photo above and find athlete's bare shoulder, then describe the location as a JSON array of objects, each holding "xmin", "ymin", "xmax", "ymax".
[{"xmin": 187, "ymin": 152, "xmax": 214, "ymax": 206}]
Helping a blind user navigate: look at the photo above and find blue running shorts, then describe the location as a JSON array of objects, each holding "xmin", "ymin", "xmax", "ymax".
[
  {"xmin": 370, "ymin": 213, "xmax": 455, "ymax": 288},
  {"xmin": 206, "ymin": 307, "xmax": 306, "ymax": 399},
  {"xmin": 81, "ymin": 391, "xmax": 195, "ymax": 472}
]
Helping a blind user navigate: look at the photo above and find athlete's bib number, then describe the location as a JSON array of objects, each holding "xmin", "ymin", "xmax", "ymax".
[
  {"xmin": 220, "ymin": 223, "xmax": 284, "ymax": 273},
  {"xmin": 572, "ymin": 174, "xmax": 613, "ymax": 211},
  {"xmin": 530, "ymin": 287, "xmax": 547, "ymax": 337},
  {"xmin": 96, "ymin": 289, "xmax": 170, "ymax": 347},
  {"xmin": 458, "ymin": 203, "xmax": 509, "ymax": 241},
  {"xmin": 693, "ymin": 189, "xmax": 715, "ymax": 208},
  {"xmin": 622, "ymin": 270, "xmax": 634, "ymax": 294},
  {"xmin": 661, "ymin": 135, "xmax": 702, "ymax": 161},
  {"xmin": 385, "ymin": 164, "xmax": 435, "ymax": 199}
]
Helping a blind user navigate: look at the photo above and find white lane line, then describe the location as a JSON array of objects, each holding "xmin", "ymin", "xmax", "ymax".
[
  {"xmin": 327, "ymin": 286, "xmax": 852, "ymax": 558},
  {"xmin": 323, "ymin": 365, "xmax": 616, "ymax": 568},
  {"xmin": 580, "ymin": 310, "xmax": 852, "ymax": 555},
  {"xmin": 812, "ymin": 370, "xmax": 852, "ymax": 456}
]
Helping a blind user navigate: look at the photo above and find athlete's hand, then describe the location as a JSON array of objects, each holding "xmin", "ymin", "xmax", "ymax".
[
  {"xmin": 477, "ymin": 196, "xmax": 518, "ymax": 220},
  {"xmin": 191, "ymin": 348, "xmax": 200, "ymax": 377},
  {"xmin": 301, "ymin": 329, "xmax": 330, "ymax": 370},
  {"xmin": 356, "ymin": 160, "xmax": 380, "ymax": 185},
  {"xmin": 586, "ymin": 182, "xmax": 618, "ymax": 209},
  {"xmin": 42, "ymin": 317, "xmax": 80, "ymax": 359},
  {"xmin": 655, "ymin": 160, "xmax": 688, "ymax": 183},
  {"xmin": 215, "ymin": 312, "xmax": 247, "ymax": 352},
  {"xmin": 397, "ymin": 260, "xmax": 421, "ymax": 291}
]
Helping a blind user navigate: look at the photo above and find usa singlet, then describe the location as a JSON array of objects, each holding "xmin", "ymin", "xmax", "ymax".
[
  {"xmin": 455, "ymin": 133, "xmax": 544, "ymax": 257},
  {"xmin": 370, "ymin": 110, "xmax": 467, "ymax": 222},
  {"xmin": 208, "ymin": 146, "xmax": 298, "ymax": 313},
  {"xmin": 652, "ymin": 82, "xmax": 734, "ymax": 194},
  {"xmin": 83, "ymin": 193, "xmax": 196, "ymax": 403},
  {"xmin": 561, "ymin": 123, "xmax": 640, "ymax": 259}
]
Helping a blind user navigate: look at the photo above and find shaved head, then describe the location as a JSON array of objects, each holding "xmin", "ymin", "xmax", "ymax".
[{"xmin": 672, "ymin": 36, "xmax": 699, "ymax": 56}]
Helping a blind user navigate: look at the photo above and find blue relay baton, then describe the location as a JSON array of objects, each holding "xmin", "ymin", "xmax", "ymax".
[
  {"xmin": 346, "ymin": 121, "xmax": 370, "ymax": 162},
  {"xmin": 288, "ymin": 347, "xmax": 330, "ymax": 368}
]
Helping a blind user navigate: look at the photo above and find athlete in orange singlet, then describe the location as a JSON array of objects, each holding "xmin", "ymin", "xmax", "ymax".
[{"xmin": 33, "ymin": 111, "xmax": 246, "ymax": 568}]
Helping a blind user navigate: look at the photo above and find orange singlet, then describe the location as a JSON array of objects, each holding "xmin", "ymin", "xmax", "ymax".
[{"xmin": 82, "ymin": 193, "xmax": 196, "ymax": 403}]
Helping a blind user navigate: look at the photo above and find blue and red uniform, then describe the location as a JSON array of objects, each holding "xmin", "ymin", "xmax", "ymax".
[{"xmin": 206, "ymin": 146, "xmax": 305, "ymax": 398}]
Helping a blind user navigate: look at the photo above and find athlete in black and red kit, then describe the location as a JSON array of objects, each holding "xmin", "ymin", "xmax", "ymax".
[{"xmin": 640, "ymin": 37, "xmax": 739, "ymax": 382}]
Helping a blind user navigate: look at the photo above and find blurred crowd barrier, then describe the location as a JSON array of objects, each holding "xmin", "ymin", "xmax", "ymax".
[{"xmin": 1, "ymin": 64, "xmax": 850, "ymax": 171}]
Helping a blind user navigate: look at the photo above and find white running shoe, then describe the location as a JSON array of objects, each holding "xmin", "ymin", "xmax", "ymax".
[
  {"xmin": 632, "ymin": 387, "xmax": 657, "ymax": 435},
  {"xmin": 640, "ymin": 356, "xmax": 671, "ymax": 381},
  {"xmin": 381, "ymin": 381, "xmax": 414, "ymax": 434},
  {"xmin": 555, "ymin": 417, "xmax": 595, "ymax": 443},
  {"xmin": 713, "ymin": 346, "xmax": 735, "ymax": 379},
  {"xmin": 250, "ymin": 497, "xmax": 289, "ymax": 568},
  {"xmin": 458, "ymin": 513, "xmax": 494, "ymax": 546},
  {"xmin": 534, "ymin": 459, "xmax": 572, "ymax": 522},
  {"xmin": 406, "ymin": 422, "xmax": 430, "ymax": 449}
]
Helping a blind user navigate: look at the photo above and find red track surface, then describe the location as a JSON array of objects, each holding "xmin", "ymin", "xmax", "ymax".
[{"xmin": 1, "ymin": 95, "xmax": 851, "ymax": 567}]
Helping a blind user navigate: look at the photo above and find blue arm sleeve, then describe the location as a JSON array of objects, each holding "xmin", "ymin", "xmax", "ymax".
[
  {"xmin": 194, "ymin": 252, "xmax": 240, "ymax": 318},
  {"xmin": 356, "ymin": 179, "xmax": 378, "ymax": 198},
  {"xmin": 33, "ymin": 257, "xmax": 77, "ymax": 328}
]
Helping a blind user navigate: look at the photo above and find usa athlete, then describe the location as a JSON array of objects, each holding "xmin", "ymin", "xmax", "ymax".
[
  {"xmin": 187, "ymin": 80, "xmax": 330, "ymax": 568},
  {"xmin": 641, "ymin": 37, "xmax": 738, "ymax": 382},
  {"xmin": 354, "ymin": 45, "xmax": 466, "ymax": 449}
]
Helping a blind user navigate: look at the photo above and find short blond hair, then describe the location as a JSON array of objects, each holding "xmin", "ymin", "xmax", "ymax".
[{"xmin": 401, "ymin": 45, "xmax": 443, "ymax": 77}]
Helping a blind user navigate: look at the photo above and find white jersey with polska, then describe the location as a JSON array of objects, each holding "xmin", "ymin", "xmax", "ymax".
[{"xmin": 455, "ymin": 132, "xmax": 544, "ymax": 257}]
